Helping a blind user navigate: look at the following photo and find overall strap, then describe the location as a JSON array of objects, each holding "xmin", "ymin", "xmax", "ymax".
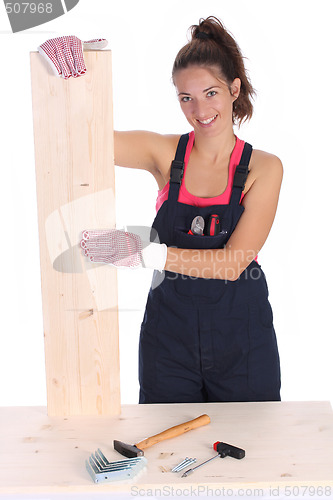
[
  {"xmin": 229, "ymin": 142, "xmax": 253, "ymax": 206},
  {"xmin": 168, "ymin": 133, "xmax": 190, "ymax": 203}
]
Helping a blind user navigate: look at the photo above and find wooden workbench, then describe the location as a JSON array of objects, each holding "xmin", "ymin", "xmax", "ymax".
[{"xmin": 1, "ymin": 402, "xmax": 333, "ymax": 498}]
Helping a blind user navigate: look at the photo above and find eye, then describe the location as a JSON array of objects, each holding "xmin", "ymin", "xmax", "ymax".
[
  {"xmin": 180, "ymin": 96, "xmax": 192, "ymax": 102},
  {"xmin": 207, "ymin": 90, "xmax": 217, "ymax": 97}
]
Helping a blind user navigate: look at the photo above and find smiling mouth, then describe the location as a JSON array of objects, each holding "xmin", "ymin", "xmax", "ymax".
[{"xmin": 197, "ymin": 115, "xmax": 218, "ymax": 125}]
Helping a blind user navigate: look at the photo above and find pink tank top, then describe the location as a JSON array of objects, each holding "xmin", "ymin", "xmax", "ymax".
[{"xmin": 156, "ymin": 131, "xmax": 245, "ymax": 212}]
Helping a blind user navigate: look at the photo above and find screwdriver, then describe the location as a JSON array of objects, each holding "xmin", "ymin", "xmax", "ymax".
[
  {"xmin": 181, "ymin": 441, "xmax": 245, "ymax": 477},
  {"xmin": 206, "ymin": 214, "xmax": 220, "ymax": 235}
]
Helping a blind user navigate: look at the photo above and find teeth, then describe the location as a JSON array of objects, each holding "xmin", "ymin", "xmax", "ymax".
[{"xmin": 198, "ymin": 115, "xmax": 217, "ymax": 125}]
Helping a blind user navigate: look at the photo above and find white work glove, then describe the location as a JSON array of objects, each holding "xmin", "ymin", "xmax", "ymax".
[
  {"xmin": 80, "ymin": 229, "xmax": 167, "ymax": 272},
  {"xmin": 37, "ymin": 35, "xmax": 108, "ymax": 79}
]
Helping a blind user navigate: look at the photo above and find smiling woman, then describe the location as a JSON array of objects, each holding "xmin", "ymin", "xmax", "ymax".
[{"xmin": 114, "ymin": 17, "xmax": 283, "ymax": 405}]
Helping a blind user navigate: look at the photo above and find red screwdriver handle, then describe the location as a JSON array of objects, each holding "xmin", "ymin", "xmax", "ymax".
[
  {"xmin": 207, "ymin": 214, "xmax": 220, "ymax": 235},
  {"xmin": 213, "ymin": 441, "xmax": 245, "ymax": 459}
]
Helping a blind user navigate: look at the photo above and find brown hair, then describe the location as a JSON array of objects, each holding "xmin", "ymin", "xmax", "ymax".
[{"xmin": 172, "ymin": 16, "xmax": 255, "ymax": 124}]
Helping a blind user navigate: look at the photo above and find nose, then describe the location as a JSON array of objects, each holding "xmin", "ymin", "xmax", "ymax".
[{"xmin": 193, "ymin": 100, "xmax": 210, "ymax": 119}]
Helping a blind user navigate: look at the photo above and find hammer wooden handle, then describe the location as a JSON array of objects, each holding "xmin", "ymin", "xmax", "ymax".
[{"xmin": 135, "ymin": 414, "xmax": 210, "ymax": 451}]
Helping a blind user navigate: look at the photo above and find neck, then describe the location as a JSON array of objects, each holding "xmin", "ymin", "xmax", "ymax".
[{"xmin": 193, "ymin": 129, "xmax": 236, "ymax": 162}]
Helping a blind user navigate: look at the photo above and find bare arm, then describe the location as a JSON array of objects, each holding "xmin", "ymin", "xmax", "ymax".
[{"xmin": 165, "ymin": 151, "xmax": 283, "ymax": 280}]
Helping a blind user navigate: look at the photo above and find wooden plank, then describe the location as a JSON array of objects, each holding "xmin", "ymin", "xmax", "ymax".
[
  {"xmin": 0, "ymin": 402, "xmax": 333, "ymax": 494},
  {"xmin": 30, "ymin": 51, "xmax": 120, "ymax": 416}
]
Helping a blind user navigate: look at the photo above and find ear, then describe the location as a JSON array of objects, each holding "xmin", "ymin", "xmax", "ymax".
[{"xmin": 230, "ymin": 78, "xmax": 241, "ymax": 101}]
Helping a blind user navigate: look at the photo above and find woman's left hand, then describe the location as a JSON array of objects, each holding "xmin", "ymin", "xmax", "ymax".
[{"xmin": 80, "ymin": 229, "xmax": 167, "ymax": 271}]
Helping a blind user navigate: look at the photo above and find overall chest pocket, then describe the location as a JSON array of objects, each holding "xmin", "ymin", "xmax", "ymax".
[{"xmin": 173, "ymin": 204, "xmax": 243, "ymax": 249}]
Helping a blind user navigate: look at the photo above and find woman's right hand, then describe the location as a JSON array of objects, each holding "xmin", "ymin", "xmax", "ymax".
[{"xmin": 37, "ymin": 36, "xmax": 108, "ymax": 79}]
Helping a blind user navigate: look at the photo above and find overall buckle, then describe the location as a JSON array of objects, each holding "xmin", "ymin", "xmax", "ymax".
[
  {"xmin": 170, "ymin": 160, "xmax": 184, "ymax": 184},
  {"xmin": 233, "ymin": 165, "xmax": 249, "ymax": 190}
]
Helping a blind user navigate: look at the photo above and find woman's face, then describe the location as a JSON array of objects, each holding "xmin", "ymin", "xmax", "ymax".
[{"xmin": 173, "ymin": 65, "xmax": 240, "ymax": 138}]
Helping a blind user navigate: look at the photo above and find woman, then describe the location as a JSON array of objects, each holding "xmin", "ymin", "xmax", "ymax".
[{"xmin": 40, "ymin": 16, "xmax": 283, "ymax": 404}]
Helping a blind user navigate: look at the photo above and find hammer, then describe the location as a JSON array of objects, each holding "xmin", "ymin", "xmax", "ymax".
[{"xmin": 114, "ymin": 414, "xmax": 210, "ymax": 458}]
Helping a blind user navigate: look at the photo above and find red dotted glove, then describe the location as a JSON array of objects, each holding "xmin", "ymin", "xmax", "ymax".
[
  {"xmin": 38, "ymin": 36, "xmax": 108, "ymax": 79},
  {"xmin": 80, "ymin": 229, "xmax": 167, "ymax": 271}
]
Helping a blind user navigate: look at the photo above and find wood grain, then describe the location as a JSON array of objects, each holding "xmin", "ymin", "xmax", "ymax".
[{"xmin": 30, "ymin": 51, "xmax": 120, "ymax": 416}]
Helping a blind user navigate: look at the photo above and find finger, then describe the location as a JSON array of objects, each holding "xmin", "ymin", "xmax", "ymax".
[
  {"xmin": 81, "ymin": 230, "xmax": 90, "ymax": 240},
  {"xmin": 38, "ymin": 41, "xmax": 62, "ymax": 77},
  {"xmin": 54, "ymin": 38, "xmax": 73, "ymax": 79},
  {"xmin": 59, "ymin": 35, "xmax": 81, "ymax": 79},
  {"xmin": 81, "ymin": 229, "xmax": 116, "ymax": 242},
  {"xmin": 81, "ymin": 236, "xmax": 116, "ymax": 255},
  {"xmin": 70, "ymin": 36, "xmax": 87, "ymax": 76}
]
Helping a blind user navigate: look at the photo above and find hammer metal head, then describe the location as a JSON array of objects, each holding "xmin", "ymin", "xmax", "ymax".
[{"xmin": 113, "ymin": 440, "xmax": 144, "ymax": 458}]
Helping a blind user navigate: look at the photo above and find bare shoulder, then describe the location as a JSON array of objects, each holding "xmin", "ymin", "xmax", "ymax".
[
  {"xmin": 244, "ymin": 148, "xmax": 283, "ymax": 194},
  {"xmin": 251, "ymin": 149, "xmax": 283, "ymax": 175},
  {"xmin": 139, "ymin": 132, "xmax": 181, "ymax": 182},
  {"xmin": 151, "ymin": 132, "xmax": 181, "ymax": 158},
  {"xmin": 114, "ymin": 130, "xmax": 180, "ymax": 178},
  {"xmin": 150, "ymin": 132, "xmax": 181, "ymax": 166},
  {"xmin": 151, "ymin": 133, "xmax": 183, "ymax": 187}
]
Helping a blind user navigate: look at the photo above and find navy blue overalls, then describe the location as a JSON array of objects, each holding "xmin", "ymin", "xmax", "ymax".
[{"xmin": 139, "ymin": 134, "xmax": 281, "ymax": 403}]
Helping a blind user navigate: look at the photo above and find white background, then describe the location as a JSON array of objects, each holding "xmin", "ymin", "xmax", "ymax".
[{"xmin": 0, "ymin": 0, "xmax": 332, "ymax": 407}]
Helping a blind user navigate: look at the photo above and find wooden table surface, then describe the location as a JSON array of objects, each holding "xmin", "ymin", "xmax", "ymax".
[{"xmin": 1, "ymin": 401, "xmax": 333, "ymax": 496}]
